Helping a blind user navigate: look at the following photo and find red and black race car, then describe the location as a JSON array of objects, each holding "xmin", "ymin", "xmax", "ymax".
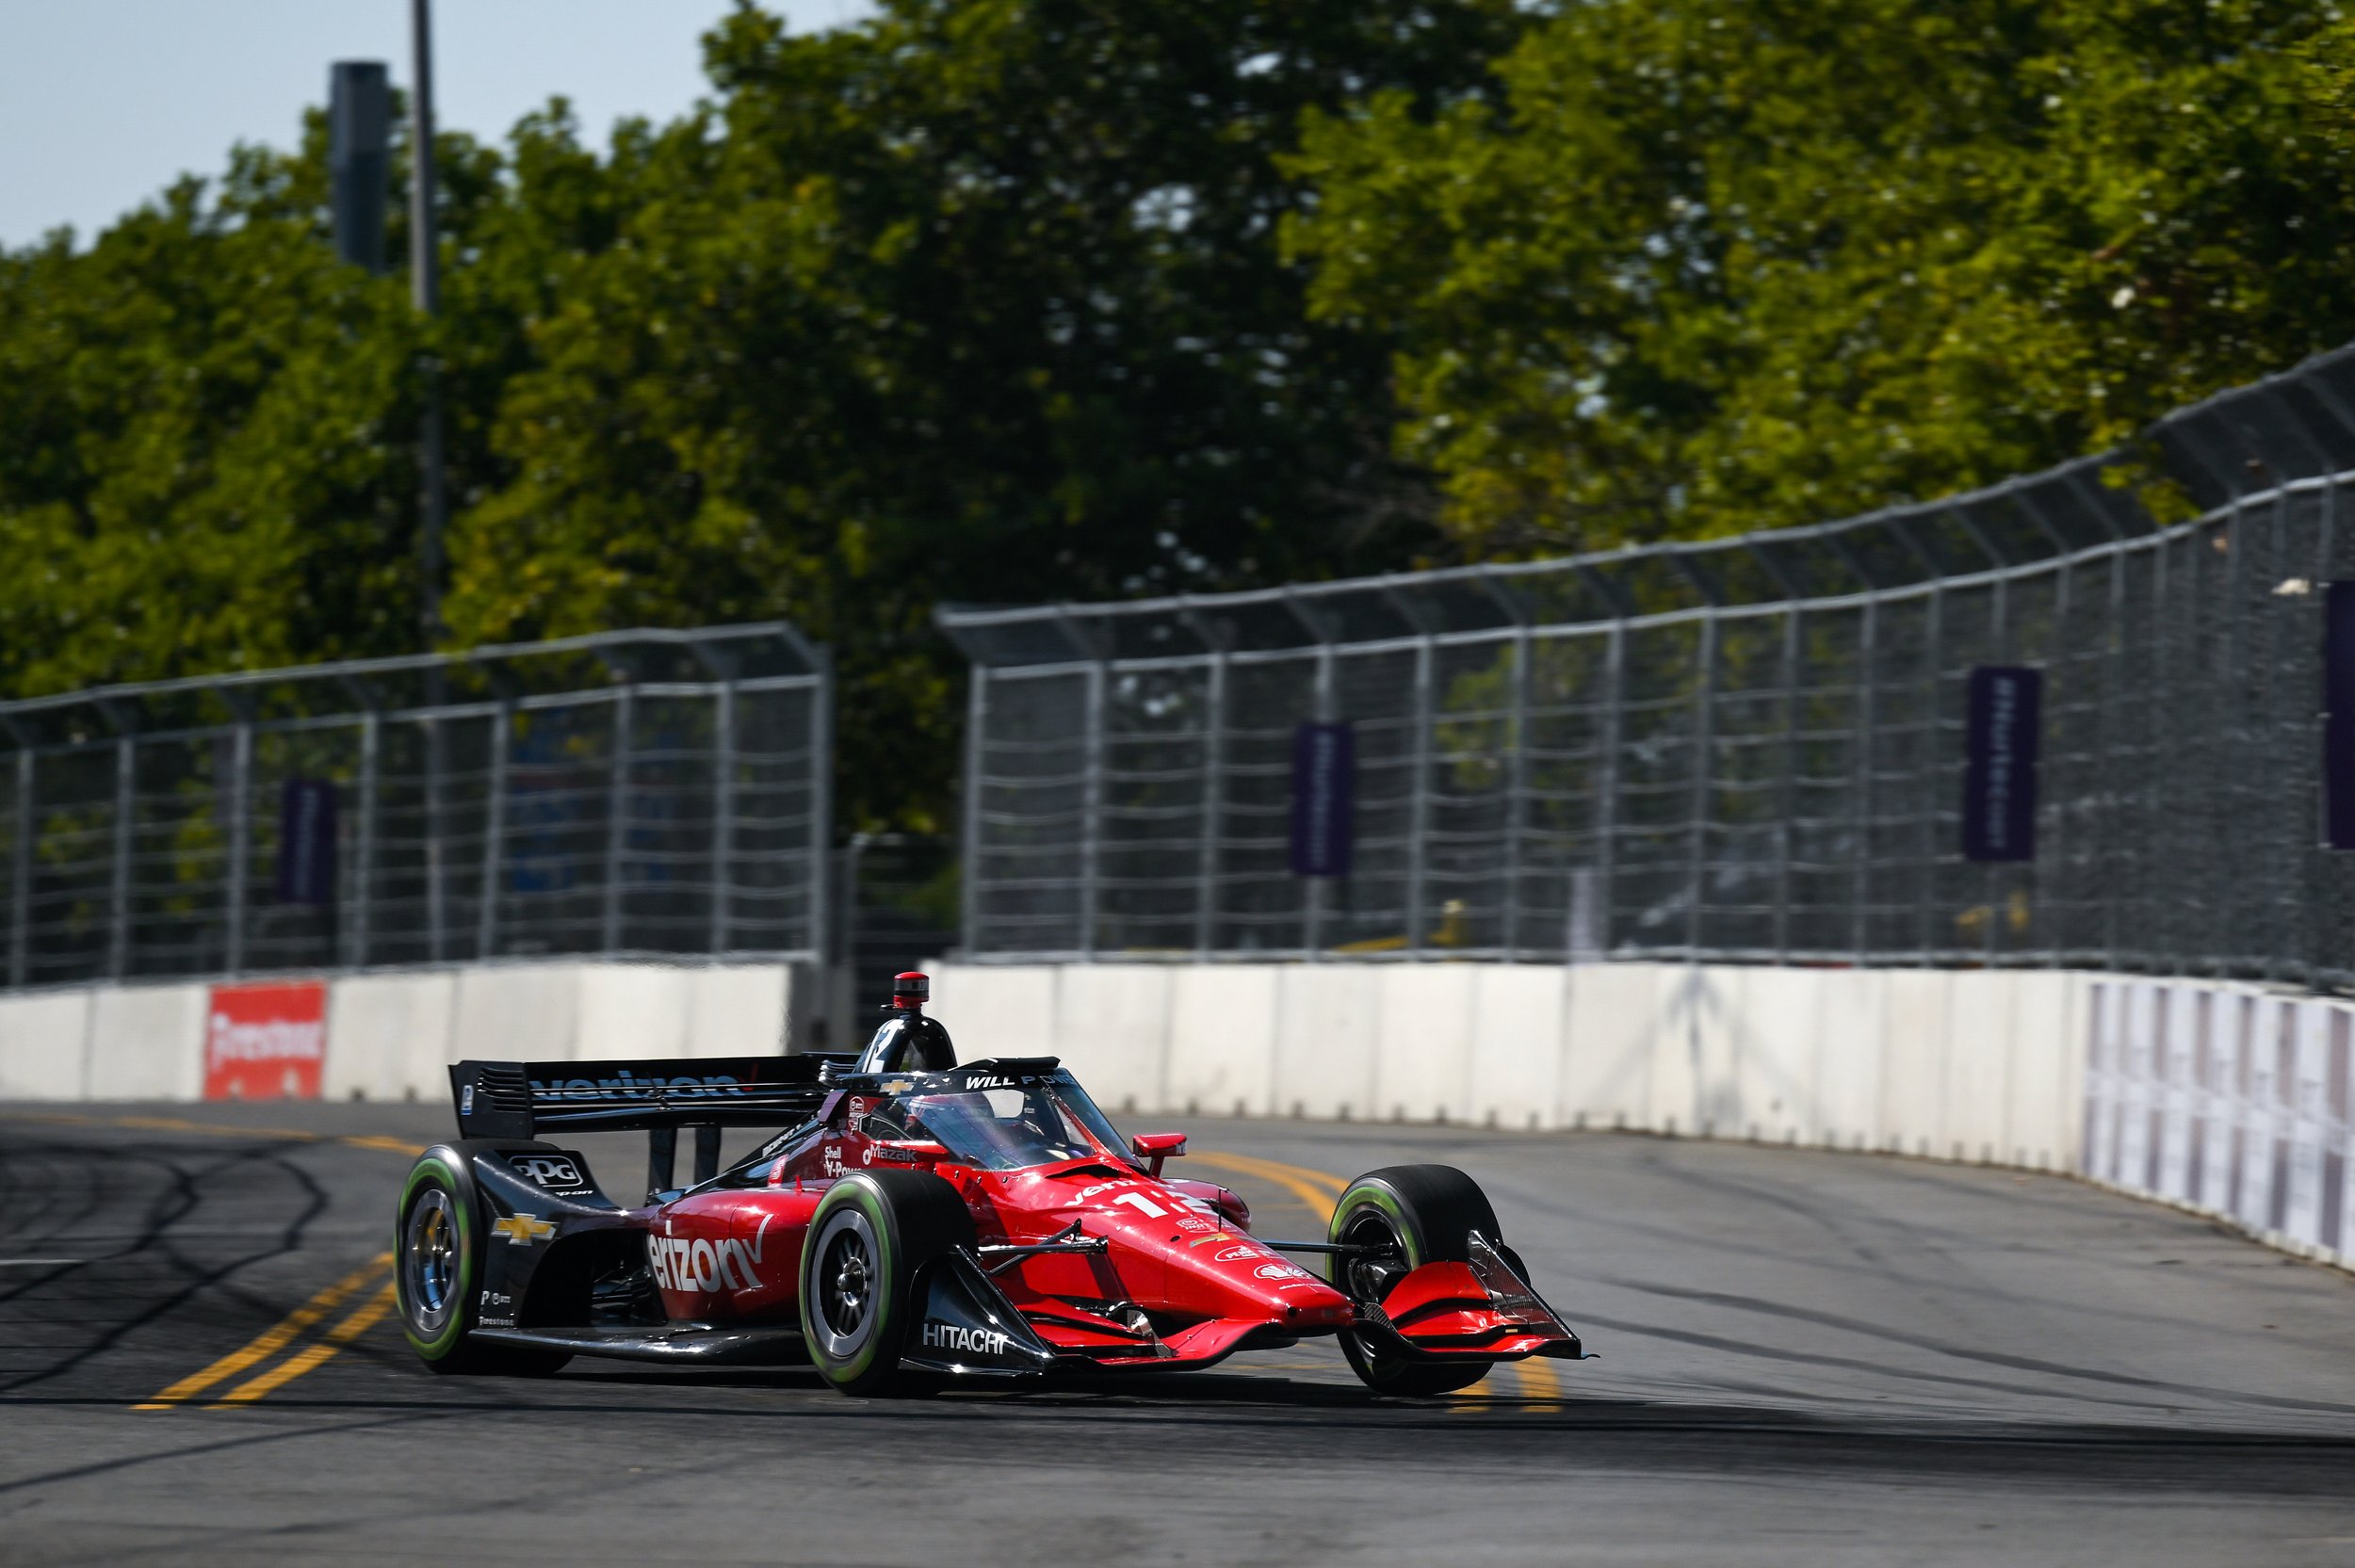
[{"xmin": 394, "ymin": 973, "xmax": 1584, "ymax": 1396}]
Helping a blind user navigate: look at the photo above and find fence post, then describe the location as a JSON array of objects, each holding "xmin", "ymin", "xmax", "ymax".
[
  {"xmin": 2103, "ymin": 549, "xmax": 2128, "ymax": 971},
  {"xmin": 1406, "ymin": 636, "xmax": 1435, "ymax": 954},
  {"xmin": 708, "ymin": 682, "xmax": 737, "ymax": 955},
  {"xmin": 1589, "ymin": 622, "xmax": 1624, "ymax": 960},
  {"xmin": 1194, "ymin": 653, "xmax": 1226, "ymax": 956},
  {"xmin": 1774, "ymin": 606, "xmax": 1802, "ymax": 961},
  {"xmin": 352, "ymin": 709, "xmax": 379, "ymax": 969},
  {"xmin": 1684, "ymin": 614, "xmax": 1720, "ymax": 959},
  {"xmin": 476, "ymin": 703, "xmax": 509, "ymax": 962},
  {"xmin": 806, "ymin": 661, "xmax": 834, "ymax": 964},
  {"xmin": 8, "ymin": 748, "xmax": 31, "ymax": 987},
  {"xmin": 1915, "ymin": 585, "xmax": 1944, "ymax": 961},
  {"xmin": 603, "ymin": 686, "xmax": 635, "ymax": 954},
  {"xmin": 108, "ymin": 736, "xmax": 135, "ymax": 980},
  {"xmin": 1306, "ymin": 644, "xmax": 1336, "ymax": 958},
  {"xmin": 1078, "ymin": 662, "xmax": 1105, "ymax": 958},
  {"xmin": 1850, "ymin": 596, "xmax": 1878, "ymax": 958},
  {"xmin": 224, "ymin": 722, "xmax": 252, "ymax": 977},
  {"xmin": 962, "ymin": 668, "xmax": 986, "ymax": 957},
  {"xmin": 2043, "ymin": 559, "xmax": 2070, "ymax": 968},
  {"xmin": 1502, "ymin": 629, "xmax": 1532, "ymax": 958},
  {"xmin": 425, "ymin": 718, "xmax": 447, "ymax": 964}
]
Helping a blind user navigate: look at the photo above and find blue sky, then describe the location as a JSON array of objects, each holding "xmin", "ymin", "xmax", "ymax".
[{"xmin": 0, "ymin": 1, "xmax": 874, "ymax": 250}]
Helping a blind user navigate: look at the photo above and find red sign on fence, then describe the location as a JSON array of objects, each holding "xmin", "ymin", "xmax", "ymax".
[{"xmin": 203, "ymin": 980, "xmax": 328, "ymax": 1101}]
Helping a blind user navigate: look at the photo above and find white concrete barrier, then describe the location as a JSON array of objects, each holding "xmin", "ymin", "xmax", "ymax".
[
  {"xmin": 85, "ymin": 984, "xmax": 209, "ymax": 1100},
  {"xmin": 10, "ymin": 950, "xmax": 2347, "ymax": 1276},
  {"xmin": 0, "ymin": 991, "xmax": 91, "ymax": 1099}
]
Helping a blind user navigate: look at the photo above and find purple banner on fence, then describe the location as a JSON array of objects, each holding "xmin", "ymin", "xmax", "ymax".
[
  {"xmin": 2324, "ymin": 583, "xmax": 2355, "ymax": 849},
  {"xmin": 1961, "ymin": 666, "xmax": 2041, "ymax": 862},
  {"xmin": 275, "ymin": 778, "xmax": 339, "ymax": 906},
  {"xmin": 1289, "ymin": 722, "xmax": 1355, "ymax": 879}
]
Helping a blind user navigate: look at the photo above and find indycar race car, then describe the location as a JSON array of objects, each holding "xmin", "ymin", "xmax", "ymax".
[{"xmin": 394, "ymin": 972, "xmax": 1584, "ymax": 1396}]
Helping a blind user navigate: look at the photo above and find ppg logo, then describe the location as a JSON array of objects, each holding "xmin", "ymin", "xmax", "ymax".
[{"xmin": 511, "ymin": 1154, "xmax": 583, "ymax": 1188}]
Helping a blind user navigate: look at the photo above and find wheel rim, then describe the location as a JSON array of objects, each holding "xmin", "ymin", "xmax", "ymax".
[
  {"xmin": 1335, "ymin": 1204, "xmax": 1411, "ymax": 1306},
  {"xmin": 812, "ymin": 1212, "xmax": 880, "ymax": 1360},
  {"xmin": 404, "ymin": 1188, "xmax": 458, "ymax": 1332}
]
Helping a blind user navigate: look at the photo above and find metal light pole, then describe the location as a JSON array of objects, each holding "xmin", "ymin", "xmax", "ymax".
[{"xmin": 410, "ymin": 0, "xmax": 446, "ymax": 645}]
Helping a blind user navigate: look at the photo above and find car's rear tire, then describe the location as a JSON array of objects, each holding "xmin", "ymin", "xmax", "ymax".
[
  {"xmin": 395, "ymin": 1152, "xmax": 570, "ymax": 1378},
  {"xmin": 799, "ymin": 1171, "xmax": 976, "ymax": 1397},
  {"xmin": 1327, "ymin": 1164, "xmax": 1501, "ymax": 1398}
]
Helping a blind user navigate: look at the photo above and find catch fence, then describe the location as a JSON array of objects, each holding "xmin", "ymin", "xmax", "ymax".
[
  {"xmin": 0, "ymin": 624, "xmax": 830, "ymax": 988},
  {"xmin": 941, "ymin": 343, "xmax": 2355, "ymax": 985}
]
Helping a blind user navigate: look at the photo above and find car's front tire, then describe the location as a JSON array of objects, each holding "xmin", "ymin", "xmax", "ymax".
[
  {"xmin": 799, "ymin": 1171, "xmax": 975, "ymax": 1396},
  {"xmin": 1327, "ymin": 1164, "xmax": 1501, "ymax": 1398}
]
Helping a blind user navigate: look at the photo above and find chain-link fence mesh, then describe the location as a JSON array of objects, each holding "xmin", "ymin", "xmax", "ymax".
[
  {"xmin": 944, "ymin": 343, "xmax": 2355, "ymax": 982},
  {"xmin": 0, "ymin": 625, "xmax": 829, "ymax": 989}
]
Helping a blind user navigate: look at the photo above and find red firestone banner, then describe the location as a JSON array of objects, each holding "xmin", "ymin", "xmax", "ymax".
[{"xmin": 203, "ymin": 980, "xmax": 328, "ymax": 1101}]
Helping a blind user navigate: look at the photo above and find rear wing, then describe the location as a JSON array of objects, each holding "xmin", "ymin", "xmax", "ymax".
[
  {"xmin": 450, "ymin": 1055, "xmax": 859, "ymax": 1202},
  {"xmin": 450, "ymin": 1056, "xmax": 855, "ymax": 1139}
]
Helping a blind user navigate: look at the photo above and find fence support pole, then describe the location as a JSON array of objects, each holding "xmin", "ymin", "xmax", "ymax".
[
  {"xmin": 1078, "ymin": 662, "xmax": 1106, "ymax": 958},
  {"xmin": 425, "ymin": 719, "xmax": 447, "ymax": 964},
  {"xmin": 1850, "ymin": 596, "xmax": 1879, "ymax": 958},
  {"xmin": 1306, "ymin": 644, "xmax": 1337, "ymax": 958},
  {"xmin": 1773, "ymin": 606, "xmax": 1802, "ymax": 961},
  {"xmin": 962, "ymin": 669, "xmax": 986, "ymax": 957},
  {"xmin": 1194, "ymin": 654, "xmax": 1226, "ymax": 956},
  {"xmin": 806, "ymin": 662, "xmax": 834, "ymax": 965},
  {"xmin": 1684, "ymin": 616, "xmax": 1720, "ymax": 959},
  {"xmin": 224, "ymin": 722, "xmax": 252, "ymax": 977},
  {"xmin": 2044, "ymin": 560, "xmax": 2071, "ymax": 969},
  {"xmin": 1589, "ymin": 623, "xmax": 1625, "ymax": 961},
  {"xmin": 1502, "ymin": 629, "xmax": 1532, "ymax": 958},
  {"xmin": 603, "ymin": 687, "xmax": 635, "ymax": 954},
  {"xmin": 708, "ymin": 682, "xmax": 737, "ymax": 956},
  {"xmin": 1406, "ymin": 637, "xmax": 1435, "ymax": 954},
  {"xmin": 476, "ymin": 702, "xmax": 509, "ymax": 962},
  {"xmin": 352, "ymin": 709, "xmax": 379, "ymax": 969},
  {"xmin": 1915, "ymin": 586, "xmax": 1945, "ymax": 962},
  {"xmin": 9, "ymin": 748, "xmax": 32, "ymax": 987},
  {"xmin": 108, "ymin": 736, "xmax": 135, "ymax": 980},
  {"xmin": 2103, "ymin": 550, "xmax": 2128, "ymax": 971}
]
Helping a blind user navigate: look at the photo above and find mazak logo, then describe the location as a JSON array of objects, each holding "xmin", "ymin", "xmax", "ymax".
[
  {"xmin": 649, "ymin": 1215, "xmax": 773, "ymax": 1294},
  {"xmin": 509, "ymin": 1154, "xmax": 583, "ymax": 1188},
  {"xmin": 1256, "ymin": 1262, "xmax": 1310, "ymax": 1281},
  {"xmin": 921, "ymin": 1320, "xmax": 1011, "ymax": 1356}
]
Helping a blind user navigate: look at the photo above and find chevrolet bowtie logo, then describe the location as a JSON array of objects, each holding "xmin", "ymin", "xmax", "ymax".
[{"xmin": 492, "ymin": 1215, "xmax": 556, "ymax": 1246}]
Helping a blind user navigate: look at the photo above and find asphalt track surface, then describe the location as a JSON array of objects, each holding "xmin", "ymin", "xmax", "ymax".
[{"xmin": 4, "ymin": 1103, "xmax": 2355, "ymax": 1566}]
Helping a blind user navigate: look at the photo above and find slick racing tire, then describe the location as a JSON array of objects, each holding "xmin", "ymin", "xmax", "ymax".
[
  {"xmin": 395, "ymin": 1150, "xmax": 571, "ymax": 1378},
  {"xmin": 1327, "ymin": 1164, "xmax": 1502, "ymax": 1398},
  {"xmin": 800, "ymin": 1171, "xmax": 976, "ymax": 1397}
]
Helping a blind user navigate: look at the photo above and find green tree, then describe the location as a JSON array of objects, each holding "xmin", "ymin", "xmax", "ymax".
[
  {"xmin": 446, "ymin": 0, "xmax": 1523, "ymax": 827},
  {"xmin": 1285, "ymin": 0, "xmax": 2355, "ymax": 558}
]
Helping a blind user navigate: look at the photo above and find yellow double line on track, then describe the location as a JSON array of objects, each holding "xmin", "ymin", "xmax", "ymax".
[
  {"xmin": 136, "ymin": 1253, "xmax": 398, "ymax": 1409},
  {"xmin": 1191, "ymin": 1149, "xmax": 1564, "ymax": 1409}
]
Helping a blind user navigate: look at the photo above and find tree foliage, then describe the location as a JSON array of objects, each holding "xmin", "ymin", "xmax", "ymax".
[{"xmin": 1285, "ymin": 0, "xmax": 2355, "ymax": 556}]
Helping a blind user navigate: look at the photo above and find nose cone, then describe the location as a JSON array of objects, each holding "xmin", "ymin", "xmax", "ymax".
[{"xmin": 1167, "ymin": 1230, "xmax": 1355, "ymax": 1327}]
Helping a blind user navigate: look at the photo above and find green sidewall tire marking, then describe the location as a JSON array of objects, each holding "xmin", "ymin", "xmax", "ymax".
[
  {"xmin": 398, "ymin": 1156, "xmax": 473, "ymax": 1362},
  {"xmin": 805, "ymin": 1181, "xmax": 900, "ymax": 1384},
  {"xmin": 1328, "ymin": 1182, "xmax": 1425, "ymax": 1276}
]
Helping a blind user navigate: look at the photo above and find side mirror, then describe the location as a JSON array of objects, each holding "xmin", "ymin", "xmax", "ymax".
[
  {"xmin": 1131, "ymin": 1132, "xmax": 1188, "ymax": 1177},
  {"xmin": 870, "ymin": 1140, "xmax": 952, "ymax": 1167}
]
